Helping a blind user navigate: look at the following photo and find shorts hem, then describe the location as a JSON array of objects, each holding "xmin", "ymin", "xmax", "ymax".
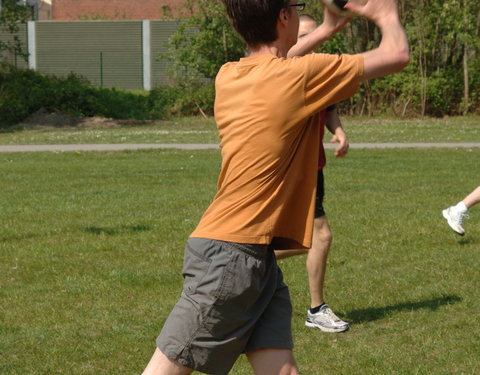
[{"xmin": 245, "ymin": 341, "xmax": 294, "ymax": 354}]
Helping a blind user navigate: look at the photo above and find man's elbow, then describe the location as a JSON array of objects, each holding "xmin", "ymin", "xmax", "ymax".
[
  {"xmin": 393, "ymin": 48, "xmax": 410, "ymax": 72},
  {"xmin": 361, "ymin": 44, "xmax": 410, "ymax": 80}
]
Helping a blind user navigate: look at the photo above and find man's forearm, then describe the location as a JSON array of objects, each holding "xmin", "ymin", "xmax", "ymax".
[
  {"xmin": 325, "ymin": 110, "xmax": 342, "ymax": 135},
  {"xmin": 287, "ymin": 24, "xmax": 336, "ymax": 58},
  {"xmin": 361, "ymin": 16, "xmax": 409, "ymax": 80}
]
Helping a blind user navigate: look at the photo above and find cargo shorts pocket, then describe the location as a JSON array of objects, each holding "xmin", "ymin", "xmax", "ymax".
[{"xmin": 182, "ymin": 241, "xmax": 212, "ymax": 296}]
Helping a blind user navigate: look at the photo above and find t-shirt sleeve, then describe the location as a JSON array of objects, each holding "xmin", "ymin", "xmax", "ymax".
[{"xmin": 302, "ymin": 53, "xmax": 363, "ymax": 116}]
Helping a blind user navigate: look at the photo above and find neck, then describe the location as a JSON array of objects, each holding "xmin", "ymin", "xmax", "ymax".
[{"xmin": 248, "ymin": 40, "xmax": 290, "ymax": 58}]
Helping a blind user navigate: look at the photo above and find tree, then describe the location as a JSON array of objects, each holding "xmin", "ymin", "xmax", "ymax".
[
  {"xmin": 162, "ymin": 0, "xmax": 245, "ymax": 83},
  {"xmin": 162, "ymin": 0, "xmax": 480, "ymax": 116},
  {"xmin": 160, "ymin": 0, "xmax": 246, "ymax": 115},
  {"xmin": 0, "ymin": 0, "xmax": 31, "ymax": 66}
]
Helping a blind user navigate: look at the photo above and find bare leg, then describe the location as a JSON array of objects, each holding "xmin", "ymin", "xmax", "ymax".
[
  {"xmin": 307, "ymin": 215, "xmax": 332, "ymax": 307},
  {"xmin": 142, "ymin": 348, "xmax": 193, "ymax": 375},
  {"xmin": 274, "ymin": 215, "xmax": 332, "ymax": 307},
  {"xmin": 462, "ymin": 186, "xmax": 480, "ymax": 209},
  {"xmin": 247, "ymin": 348, "xmax": 300, "ymax": 375}
]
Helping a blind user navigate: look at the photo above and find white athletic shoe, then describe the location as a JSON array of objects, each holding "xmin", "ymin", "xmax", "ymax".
[
  {"xmin": 442, "ymin": 206, "xmax": 468, "ymax": 236},
  {"xmin": 305, "ymin": 304, "xmax": 350, "ymax": 333}
]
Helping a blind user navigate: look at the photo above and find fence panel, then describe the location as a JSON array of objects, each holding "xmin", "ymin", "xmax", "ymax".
[
  {"xmin": 36, "ymin": 21, "xmax": 143, "ymax": 89},
  {"xmin": 0, "ymin": 20, "xmax": 181, "ymax": 90},
  {"xmin": 150, "ymin": 20, "xmax": 178, "ymax": 88}
]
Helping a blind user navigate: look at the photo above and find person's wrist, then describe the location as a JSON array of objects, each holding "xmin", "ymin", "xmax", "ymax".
[
  {"xmin": 373, "ymin": 14, "xmax": 401, "ymax": 30},
  {"xmin": 318, "ymin": 23, "xmax": 336, "ymax": 39}
]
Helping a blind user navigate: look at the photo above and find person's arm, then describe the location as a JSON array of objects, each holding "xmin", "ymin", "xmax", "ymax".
[
  {"xmin": 346, "ymin": 0, "xmax": 409, "ymax": 80},
  {"xmin": 287, "ymin": 6, "xmax": 350, "ymax": 58},
  {"xmin": 325, "ymin": 108, "xmax": 349, "ymax": 158}
]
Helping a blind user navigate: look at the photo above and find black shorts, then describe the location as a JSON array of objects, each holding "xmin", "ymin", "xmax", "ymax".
[{"xmin": 315, "ymin": 170, "xmax": 326, "ymax": 218}]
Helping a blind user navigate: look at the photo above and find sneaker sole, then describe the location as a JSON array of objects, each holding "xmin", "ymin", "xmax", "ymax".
[
  {"xmin": 442, "ymin": 210, "xmax": 465, "ymax": 236},
  {"xmin": 305, "ymin": 321, "xmax": 349, "ymax": 333}
]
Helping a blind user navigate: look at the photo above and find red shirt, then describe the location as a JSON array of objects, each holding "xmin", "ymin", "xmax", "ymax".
[{"xmin": 318, "ymin": 110, "xmax": 326, "ymax": 170}]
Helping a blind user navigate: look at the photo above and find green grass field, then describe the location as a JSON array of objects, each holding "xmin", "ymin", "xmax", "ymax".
[
  {"xmin": 1, "ymin": 118, "xmax": 479, "ymax": 374},
  {"xmin": 1, "ymin": 115, "xmax": 479, "ymax": 145}
]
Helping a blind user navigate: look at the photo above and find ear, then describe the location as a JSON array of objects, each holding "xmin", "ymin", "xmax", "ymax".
[{"xmin": 278, "ymin": 7, "xmax": 290, "ymax": 26}]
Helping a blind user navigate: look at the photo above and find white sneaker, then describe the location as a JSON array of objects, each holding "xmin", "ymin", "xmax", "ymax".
[
  {"xmin": 442, "ymin": 207, "xmax": 468, "ymax": 236},
  {"xmin": 305, "ymin": 304, "xmax": 349, "ymax": 333}
]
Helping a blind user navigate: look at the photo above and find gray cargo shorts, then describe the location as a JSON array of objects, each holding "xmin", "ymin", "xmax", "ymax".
[{"xmin": 156, "ymin": 237, "xmax": 293, "ymax": 375}]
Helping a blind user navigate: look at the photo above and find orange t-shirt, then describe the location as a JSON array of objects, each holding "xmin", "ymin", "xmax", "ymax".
[{"xmin": 190, "ymin": 53, "xmax": 363, "ymax": 249}]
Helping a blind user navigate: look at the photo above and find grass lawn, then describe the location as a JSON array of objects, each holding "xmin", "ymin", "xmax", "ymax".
[
  {"xmin": 0, "ymin": 115, "xmax": 479, "ymax": 145},
  {"xmin": 1, "ymin": 129, "xmax": 479, "ymax": 373}
]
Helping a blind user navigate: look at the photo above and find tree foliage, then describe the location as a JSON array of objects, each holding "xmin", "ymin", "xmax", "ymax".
[
  {"xmin": 165, "ymin": 0, "xmax": 480, "ymax": 117},
  {"xmin": 0, "ymin": 0, "xmax": 31, "ymax": 65},
  {"xmin": 160, "ymin": 0, "xmax": 245, "ymax": 116},
  {"xmin": 162, "ymin": 0, "xmax": 245, "ymax": 83}
]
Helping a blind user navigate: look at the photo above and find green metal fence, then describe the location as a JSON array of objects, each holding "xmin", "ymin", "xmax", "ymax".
[{"xmin": 0, "ymin": 20, "xmax": 179, "ymax": 90}]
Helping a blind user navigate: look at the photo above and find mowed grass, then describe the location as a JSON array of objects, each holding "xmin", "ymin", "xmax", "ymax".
[
  {"xmin": 0, "ymin": 115, "xmax": 479, "ymax": 145},
  {"xmin": 0, "ymin": 117, "xmax": 221, "ymax": 145},
  {"xmin": 1, "ymin": 146, "xmax": 479, "ymax": 374}
]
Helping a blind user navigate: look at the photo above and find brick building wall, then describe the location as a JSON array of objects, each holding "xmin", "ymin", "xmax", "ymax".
[{"xmin": 51, "ymin": 0, "xmax": 185, "ymax": 20}]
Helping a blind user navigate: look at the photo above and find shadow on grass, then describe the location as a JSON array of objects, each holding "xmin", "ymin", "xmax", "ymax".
[
  {"xmin": 1, "ymin": 232, "xmax": 39, "ymax": 242},
  {"xmin": 346, "ymin": 295, "xmax": 462, "ymax": 323},
  {"xmin": 84, "ymin": 225, "xmax": 152, "ymax": 236},
  {"xmin": 457, "ymin": 237, "xmax": 475, "ymax": 245}
]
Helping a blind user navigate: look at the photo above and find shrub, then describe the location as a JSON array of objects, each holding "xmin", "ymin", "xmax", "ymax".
[
  {"xmin": 172, "ymin": 82, "xmax": 215, "ymax": 117},
  {"xmin": 0, "ymin": 67, "xmax": 174, "ymax": 129},
  {"xmin": 148, "ymin": 82, "xmax": 215, "ymax": 118},
  {"xmin": 147, "ymin": 86, "xmax": 182, "ymax": 118},
  {"xmin": 0, "ymin": 66, "xmax": 48, "ymax": 126},
  {"xmin": 91, "ymin": 87, "xmax": 150, "ymax": 119}
]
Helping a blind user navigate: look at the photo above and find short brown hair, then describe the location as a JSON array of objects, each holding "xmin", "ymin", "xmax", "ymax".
[{"xmin": 223, "ymin": 0, "xmax": 290, "ymax": 47}]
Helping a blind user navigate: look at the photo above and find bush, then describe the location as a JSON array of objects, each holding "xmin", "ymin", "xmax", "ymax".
[
  {"xmin": 0, "ymin": 66, "xmax": 50, "ymax": 126},
  {"xmin": 91, "ymin": 87, "xmax": 150, "ymax": 119},
  {"xmin": 172, "ymin": 82, "xmax": 215, "ymax": 117},
  {"xmin": 425, "ymin": 71, "xmax": 459, "ymax": 117},
  {"xmin": 148, "ymin": 82, "xmax": 215, "ymax": 118},
  {"xmin": 147, "ymin": 86, "xmax": 182, "ymax": 118},
  {"xmin": 0, "ymin": 67, "xmax": 179, "ymax": 129}
]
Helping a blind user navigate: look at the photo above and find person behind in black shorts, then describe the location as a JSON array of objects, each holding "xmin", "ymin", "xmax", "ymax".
[{"xmin": 275, "ymin": 13, "xmax": 351, "ymax": 333}]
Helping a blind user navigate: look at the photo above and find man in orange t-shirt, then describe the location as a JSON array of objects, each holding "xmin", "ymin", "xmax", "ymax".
[{"xmin": 142, "ymin": 1, "xmax": 409, "ymax": 374}]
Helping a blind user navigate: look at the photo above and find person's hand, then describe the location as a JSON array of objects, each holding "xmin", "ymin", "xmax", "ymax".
[
  {"xmin": 345, "ymin": 0, "xmax": 400, "ymax": 25},
  {"xmin": 329, "ymin": 128, "xmax": 349, "ymax": 158},
  {"xmin": 320, "ymin": 2, "xmax": 351, "ymax": 36}
]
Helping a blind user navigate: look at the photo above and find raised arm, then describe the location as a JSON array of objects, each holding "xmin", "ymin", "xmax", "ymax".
[
  {"xmin": 287, "ymin": 5, "xmax": 351, "ymax": 58},
  {"xmin": 346, "ymin": 0, "xmax": 409, "ymax": 80}
]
